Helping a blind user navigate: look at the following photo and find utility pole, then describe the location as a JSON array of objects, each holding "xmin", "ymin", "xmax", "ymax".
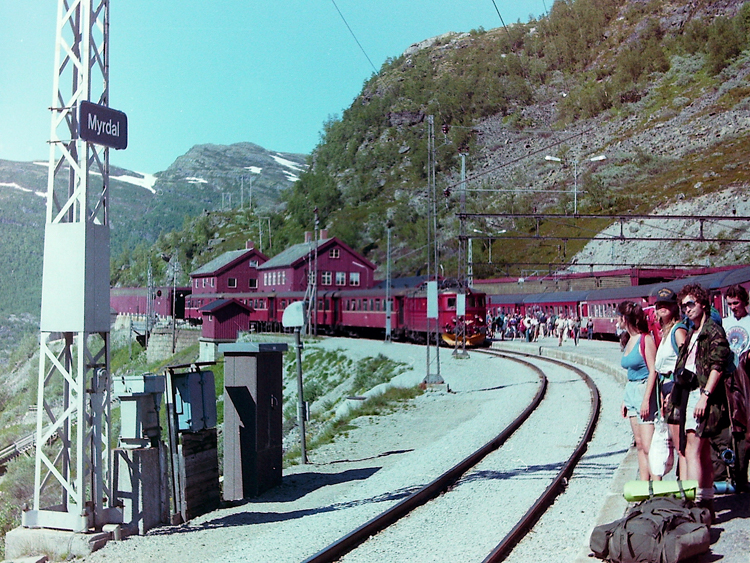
[
  {"xmin": 423, "ymin": 116, "xmax": 443, "ymax": 385},
  {"xmin": 454, "ymin": 152, "xmax": 469, "ymax": 358},
  {"xmin": 385, "ymin": 223, "xmax": 392, "ymax": 342},
  {"xmin": 25, "ymin": 0, "xmax": 118, "ymax": 533}
]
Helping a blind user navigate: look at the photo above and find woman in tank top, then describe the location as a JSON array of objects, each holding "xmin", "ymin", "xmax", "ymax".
[
  {"xmin": 617, "ymin": 301, "xmax": 659, "ymax": 480},
  {"xmin": 653, "ymin": 287, "xmax": 688, "ymax": 479}
]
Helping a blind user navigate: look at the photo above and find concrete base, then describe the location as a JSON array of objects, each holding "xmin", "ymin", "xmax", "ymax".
[
  {"xmin": 420, "ymin": 382, "xmax": 451, "ymax": 393},
  {"xmin": 4, "ymin": 527, "xmax": 110, "ymax": 561}
]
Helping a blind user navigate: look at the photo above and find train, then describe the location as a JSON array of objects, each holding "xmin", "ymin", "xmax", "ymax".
[
  {"xmin": 180, "ymin": 279, "xmax": 489, "ymax": 346},
  {"xmin": 487, "ymin": 265, "xmax": 750, "ymax": 339}
]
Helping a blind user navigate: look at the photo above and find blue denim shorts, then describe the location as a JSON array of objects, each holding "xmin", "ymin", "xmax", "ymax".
[{"xmin": 624, "ymin": 379, "xmax": 657, "ymax": 423}]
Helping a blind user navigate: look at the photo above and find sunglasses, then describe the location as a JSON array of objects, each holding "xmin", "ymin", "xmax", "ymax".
[{"xmin": 680, "ymin": 301, "xmax": 698, "ymax": 312}]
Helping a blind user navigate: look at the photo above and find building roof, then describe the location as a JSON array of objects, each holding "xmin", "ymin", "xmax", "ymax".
[
  {"xmin": 257, "ymin": 239, "xmax": 332, "ymax": 270},
  {"xmin": 191, "ymin": 248, "xmax": 266, "ymax": 276},
  {"xmin": 372, "ymin": 275, "xmax": 431, "ymax": 289}
]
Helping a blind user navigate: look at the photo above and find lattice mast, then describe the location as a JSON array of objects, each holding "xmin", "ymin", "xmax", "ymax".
[{"xmin": 24, "ymin": 0, "xmax": 118, "ymax": 532}]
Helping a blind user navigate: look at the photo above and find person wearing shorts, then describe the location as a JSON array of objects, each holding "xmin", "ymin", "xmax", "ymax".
[
  {"xmin": 617, "ymin": 301, "xmax": 659, "ymax": 480},
  {"xmin": 667, "ymin": 283, "xmax": 732, "ymax": 522}
]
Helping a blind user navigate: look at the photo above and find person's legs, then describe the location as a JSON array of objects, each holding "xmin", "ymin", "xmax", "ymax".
[
  {"xmin": 631, "ymin": 417, "xmax": 656, "ymax": 480},
  {"xmin": 669, "ymin": 423, "xmax": 687, "ymax": 479}
]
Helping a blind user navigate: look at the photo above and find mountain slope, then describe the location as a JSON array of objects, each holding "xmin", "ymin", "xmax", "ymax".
[
  {"xmin": 0, "ymin": 143, "xmax": 306, "ymax": 320},
  {"xmin": 280, "ymin": 0, "xmax": 750, "ymax": 279}
]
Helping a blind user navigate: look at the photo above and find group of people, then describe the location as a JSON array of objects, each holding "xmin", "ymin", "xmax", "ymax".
[
  {"xmin": 618, "ymin": 283, "xmax": 750, "ymax": 521},
  {"xmin": 490, "ymin": 310, "xmax": 592, "ymax": 345}
]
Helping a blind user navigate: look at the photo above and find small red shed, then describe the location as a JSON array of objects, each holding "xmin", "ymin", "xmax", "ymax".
[{"xmin": 199, "ymin": 299, "xmax": 252, "ymax": 341}]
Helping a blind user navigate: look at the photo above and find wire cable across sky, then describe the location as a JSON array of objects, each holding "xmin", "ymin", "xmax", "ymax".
[{"xmin": 331, "ymin": 0, "xmax": 378, "ymax": 74}]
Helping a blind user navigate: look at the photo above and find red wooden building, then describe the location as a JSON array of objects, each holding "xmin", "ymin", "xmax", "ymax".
[
  {"xmin": 257, "ymin": 231, "xmax": 376, "ymax": 292},
  {"xmin": 199, "ymin": 298, "xmax": 253, "ymax": 341},
  {"xmin": 190, "ymin": 241, "xmax": 268, "ymax": 294}
]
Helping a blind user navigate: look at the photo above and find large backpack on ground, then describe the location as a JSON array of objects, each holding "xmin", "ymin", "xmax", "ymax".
[{"xmin": 589, "ymin": 496, "xmax": 710, "ymax": 563}]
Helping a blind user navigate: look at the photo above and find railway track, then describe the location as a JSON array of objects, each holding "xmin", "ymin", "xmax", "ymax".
[{"xmin": 303, "ymin": 349, "xmax": 600, "ymax": 563}]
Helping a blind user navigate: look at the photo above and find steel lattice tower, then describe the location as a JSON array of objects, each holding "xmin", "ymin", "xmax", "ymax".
[{"xmin": 23, "ymin": 0, "xmax": 117, "ymax": 532}]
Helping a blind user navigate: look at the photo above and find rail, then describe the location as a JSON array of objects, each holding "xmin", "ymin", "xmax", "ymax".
[{"xmin": 302, "ymin": 349, "xmax": 600, "ymax": 563}]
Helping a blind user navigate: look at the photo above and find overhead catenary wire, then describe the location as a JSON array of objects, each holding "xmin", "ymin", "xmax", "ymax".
[{"xmin": 330, "ymin": 0, "xmax": 378, "ymax": 74}]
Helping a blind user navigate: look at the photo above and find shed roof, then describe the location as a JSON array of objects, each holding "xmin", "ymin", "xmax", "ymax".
[{"xmin": 198, "ymin": 298, "xmax": 252, "ymax": 314}]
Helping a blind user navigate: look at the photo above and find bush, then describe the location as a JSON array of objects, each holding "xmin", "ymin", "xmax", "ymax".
[{"xmin": 706, "ymin": 16, "xmax": 746, "ymax": 74}]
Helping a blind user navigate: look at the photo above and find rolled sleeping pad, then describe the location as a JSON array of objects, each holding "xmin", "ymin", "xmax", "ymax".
[
  {"xmin": 623, "ymin": 479, "xmax": 698, "ymax": 502},
  {"xmin": 714, "ymin": 481, "xmax": 735, "ymax": 494}
]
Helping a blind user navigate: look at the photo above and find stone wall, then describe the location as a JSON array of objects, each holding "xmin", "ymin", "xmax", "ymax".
[{"xmin": 146, "ymin": 327, "xmax": 200, "ymax": 363}]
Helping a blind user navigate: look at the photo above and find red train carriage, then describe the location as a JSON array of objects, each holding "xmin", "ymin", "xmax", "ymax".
[
  {"xmin": 400, "ymin": 283, "xmax": 487, "ymax": 346},
  {"xmin": 181, "ymin": 283, "xmax": 488, "ymax": 346}
]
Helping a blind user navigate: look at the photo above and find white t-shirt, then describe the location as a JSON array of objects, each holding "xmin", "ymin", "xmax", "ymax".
[
  {"xmin": 654, "ymin": 323, "xmax": 682, "ymax": 375},
  {"xmin": 723, "ymin": 313, "xmax": 750, "ymax": 365}
]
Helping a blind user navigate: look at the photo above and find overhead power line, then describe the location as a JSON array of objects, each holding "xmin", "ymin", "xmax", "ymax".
[{"xmin": 331, "ymin": 0, "xmax": 378, "ymax": 74}]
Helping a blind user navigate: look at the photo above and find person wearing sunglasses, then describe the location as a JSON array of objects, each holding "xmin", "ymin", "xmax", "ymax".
[{"xmin": 668, "ymin": 284, "xmax": 733, "ymax": 522}]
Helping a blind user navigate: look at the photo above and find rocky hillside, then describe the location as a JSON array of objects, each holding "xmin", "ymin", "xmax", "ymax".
[{"xmin": 283, "ymin": 0, "xmax": 750, "ymax": 279}]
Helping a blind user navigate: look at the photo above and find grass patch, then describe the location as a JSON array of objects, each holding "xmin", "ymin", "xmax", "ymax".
[{"xmin": 284, "ymin": 385, "xmax": 422, "ymax": 466}]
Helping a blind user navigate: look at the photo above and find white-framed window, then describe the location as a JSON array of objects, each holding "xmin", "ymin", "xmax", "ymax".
[
  {"xmin": 272, "ymin": 272, "xmax": 278, "ymax": 285},
  {"xmin": 329, "ymin": 248, "xmax": 340, "ymax": 259},
  {"xmin": 195, "ymin": 279, "xmax": 199, "ymax": 288},
  {"xmin": 336, "ymin": 271, "xmax": 346, "ymax": 286},
  {"xmin": 248, "ymin": 279, "xmax": 257, "ymax": 289},
  {"xmin": 349, "ymin": 272, "xmax": 360, "ymax": 286},
  {"xmin": 249, "ymin": 260, "xmax": 258, "ymax": 268},
  {"xmin": 202, "ymin": 279, "xmax": 206, "ymax": 288},
  {"xmin": 321, "ymin": 271, "xmax": 332, "ymax": 285},
  {"xmin": 263, "ymin": 273, "xmax": 268, "ymax": 286},
  {"xmin": 228, "ymin": 278, "xmax": 237, "ymax": 288},
  {"xmin": 210, "ymin": 278, "xmax": 215, "ymax": 287},
  {"xmin": 281, "ymin": 271, "xmax": 286, "ymax": 285}
]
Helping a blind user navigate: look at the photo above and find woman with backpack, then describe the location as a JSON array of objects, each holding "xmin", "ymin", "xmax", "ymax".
[
  {"xmin": 653, "ymin": 288, "xmax": 688, "ymax": 460},
  {"xmin": 668, "ymin": 284, "xmax": 733, "ymax": 521},
  {"xmin": 618, "ymin": 301, "xmax": 659, "ymax": 480}
]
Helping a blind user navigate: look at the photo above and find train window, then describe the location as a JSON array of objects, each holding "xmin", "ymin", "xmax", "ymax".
[
  {"xmin": 363, "ymin": 300, "xmax": 368, "ymax": 312},
  {"xmin": 375, "ymin": 299, "xmax": 381, "ymax": 311},
  {"xmin": 325, "ymin": 299, "xmax": 330, "ymax": 310},
  {"xmin": 370, "ymin": 299, "xmax": 374, "ymax": 310},
  {"xmin": 345, "ymin": 300, "xmax": 351, "ymax": 311},
  {"xmin": 317, "ymin": 300, "xmax": 323, "ymax": 311},
  {"xmin": 447, "ymin": 297, "xmax": 456, "ymax": 309},
  {"xmin": 468, "ymin": 296, "xmax": 476, "ymax": 308},
  {"xmin": 281, "ymin": 299, "xmax": 286, "ymax": 308}
]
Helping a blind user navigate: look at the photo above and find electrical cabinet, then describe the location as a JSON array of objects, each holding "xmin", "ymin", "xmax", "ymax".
[
  {"xmin": 172, "ymin": 370, "xmax": 217, "ymax": 432},
  {"xmin": 219, "ymin": 343, "xmax": 287, "ymax": 500}
]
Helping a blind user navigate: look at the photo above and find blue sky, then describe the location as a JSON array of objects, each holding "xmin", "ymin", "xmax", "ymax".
[{"xmin": 0, "ymin": 1, "xmax": 549, "ymax": 174}]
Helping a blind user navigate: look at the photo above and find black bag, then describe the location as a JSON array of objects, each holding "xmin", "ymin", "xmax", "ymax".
[
  {"xmin": 673, "ymin": 367, "xmax": 697, "ymax": 388},
  {"xmin": 590, "ymin": 496, "xmax": 710, "ymax": 563}
]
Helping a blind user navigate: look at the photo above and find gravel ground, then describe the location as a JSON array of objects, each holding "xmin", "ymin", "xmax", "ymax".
[
  {"xmin": 78, "ymin": 341, "xmax": 544, "ymax": 563},
  {"xmin": 338, "ymin": 355, "xmax": 615, "ymax": 563},
  {"xmin": 65, "ymin": 338, "xmax": 747, "ymax": 563}
]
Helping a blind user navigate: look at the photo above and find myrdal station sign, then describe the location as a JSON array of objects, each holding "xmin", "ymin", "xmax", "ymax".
[{"xmin": 78, "ymin": 101, "xmax": 128, "ymax": 150}]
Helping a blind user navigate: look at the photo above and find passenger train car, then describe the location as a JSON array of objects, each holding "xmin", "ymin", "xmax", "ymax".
[
  {"xmin": 183, "ymin": 281, "xmax": 488, "ymax": 345},
  {"xmin": 488, "ymin": 266, "xmax": 750, "ymax": 339}
]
